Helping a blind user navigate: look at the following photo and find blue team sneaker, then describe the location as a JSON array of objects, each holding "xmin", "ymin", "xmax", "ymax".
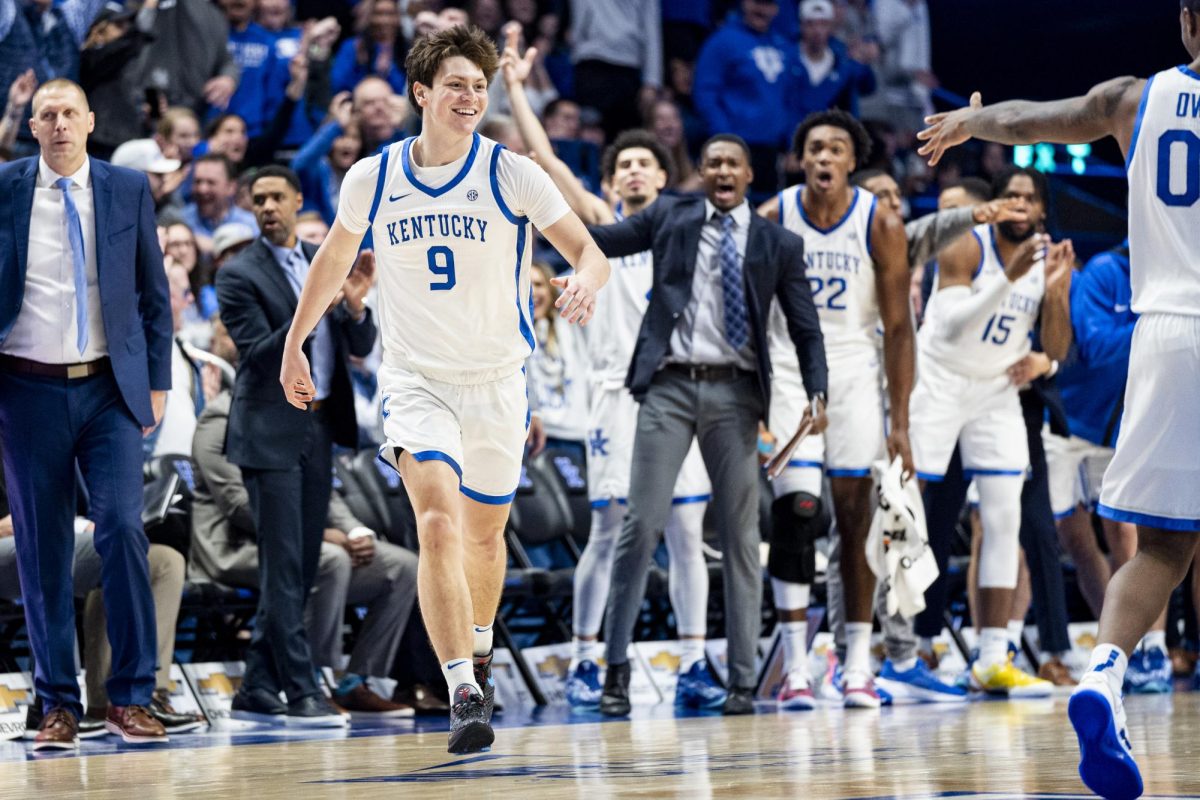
[
  {"xmin": 1124, "ymin": 646, "xmax": 1173, "ymax": 694},
  {"xmin": 876, "ymin": 658, "xmax": 969, "ymax": 704},
  {"xmin": 674, "ymin": 661, "xmax": 728, "ymax": 710},
  {"xmin": 1069, "ymin": 676, "xmax": 1143, "ymax": 800},
  {"xmin": 565, "ymin": 661, "xmax": 603, "ymax": 710}
]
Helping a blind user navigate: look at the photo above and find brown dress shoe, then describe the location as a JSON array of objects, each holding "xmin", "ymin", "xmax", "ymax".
[
  {"xmin": 394, "ymin": 683, "xmax": 451, "ymax": 716},
  {"xmin": 333, "ymin": 683, "xmax": 415, "ymax": 717},
  {"xmin": 105, "ymin": 704, "xmax": 168, "ymax": 743},
  {"xmin": 33, "ymin": 707, "xmax": 79, "ymax": 750},
  {"xmin": 1037, "ymin": 657, "xmax": 1077, "ymax": 687}
]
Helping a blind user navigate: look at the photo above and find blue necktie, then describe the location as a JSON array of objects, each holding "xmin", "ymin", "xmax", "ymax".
[
  {"xmin": 718, "ymin": 214, "xmax": 749, "ymax": 350},
  {"xmin": 55, "ymin": 177, "xmax": 88, "ymax": 355}
]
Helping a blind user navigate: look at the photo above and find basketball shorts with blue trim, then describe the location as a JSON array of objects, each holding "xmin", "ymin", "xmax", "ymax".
[
  {"xmin": 1043, "ymin": 428, "xmax": 1112, "ymax": 519},
  {"xmin": 823, "ymin": 348, "xmax": 886, "ymax": 477},
  {"xmin": 377, "ymin": 361, "xmax": 528, "ymax": 504},
  {"xmin": 586, "ymin": 382, "xmax": 711, "ymax": 507},
  {"xmin": 909, "ymin": 354, "xmax": 1029, "ymax": 482},
  {"xmin": 1100, "ymin": 313, "xmax": 1200, "ymax": 531},
  {"xmin": 767, "ymin": 368, "xmax": 825, "ymax": 498}
]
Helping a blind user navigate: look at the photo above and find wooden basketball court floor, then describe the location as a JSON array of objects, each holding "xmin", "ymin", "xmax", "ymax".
[{"xmin": 3, "ymin": 692, "xmax": 1200, "ymax": 799}]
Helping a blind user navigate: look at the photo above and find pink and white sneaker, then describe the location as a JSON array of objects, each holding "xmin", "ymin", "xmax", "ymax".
[
  {"xmin": 777, "ymin": 674, "xmax": 816, "ymax": 711},
  {"xmin": 843, "ymin": 671, "xmax": 882, "ymax": 709}
]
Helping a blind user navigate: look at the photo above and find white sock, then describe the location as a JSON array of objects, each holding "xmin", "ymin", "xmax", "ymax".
[
  {"xmin": 442, "ymin": 658, "xmax": 480, "ymax": 695},
  {"xmin": 1007, "ymin": 620, "xmax": 1024, "ymax": 648},
  {"xmin": 679, "ymin": 638, "xmax": 706, "ymax": 674},
  {"xmin": 472, "ymin": 623, "xmax": 493, "ymax": 657},
  {"xmin": 892, "ymin": 657, "xmax": 918, "ymax": 672},
  {"xmin": 844, "ymin": 622, "xmax": 872, "ymax": 677},
  {"xmin": 1141, "ymin": 630, "xmax": 1166, "ymax": 653},
  {"xmin": 771, "ymin": 578, "xmax": 811, "ymax": 611},
  {"xmin": 570, "ymin": 637, "xmax": 602, "ymax": 670},
  {"xmin": 979, "ymin": 627, "xmax": 1009, "ymax": 668},
  {"xmin": 780, "ymin": 621, "xmax": 809, "ymax": 682},
  {"xmin": 1083, "ymin": 644, "xmax": 1128, "ymax": 697}
]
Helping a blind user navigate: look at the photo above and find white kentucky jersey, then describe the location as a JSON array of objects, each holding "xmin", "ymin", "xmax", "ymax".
[
  {"xmin": 920, "ymin": 223, "xmax": 1044, "ymax": 379},
  {"xmin": 337, "ymin": 133, "xmax": 571, "ymax": 378},
  {"xmin": 1126, "ymin": 65, "xmax": 1200, "ymax": 315},
  {"xmin": 778, "ymin": 184, "xmax": 879, "ymax": 356},
  {"xmin": 588, "ymin": 205, "xmax": 653, "ymax": 389}
]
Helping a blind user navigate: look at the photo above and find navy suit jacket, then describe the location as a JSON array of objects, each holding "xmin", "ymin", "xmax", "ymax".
[
  {"xmin": 0, "ymin": 157, "xmax": 173, "ymax": 427},
  {"xmin": 215, "ymin": 238, "xmax": 377, "ymax": 470},
  {"xmin": 588, "ymin": 195, "xmax": 827, "ymax": 423}
]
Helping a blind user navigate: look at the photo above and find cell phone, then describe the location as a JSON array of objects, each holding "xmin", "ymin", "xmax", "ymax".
[{"xmin": 145, "ymin": 87, "xmax": 164, "ymax": 120}]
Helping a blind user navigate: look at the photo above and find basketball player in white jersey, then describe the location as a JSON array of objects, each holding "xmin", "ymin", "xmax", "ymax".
[
  {"xmin": 501, "ymin": 33, "xmax": 723, "ymax": 711},
  {"xmin": 278, "ymin": 26, "xmax": 610, "ymax": 754},
  {"xmin": 919, "ymin": 4, "xmax": 1200, "ymax": 795},
  {"xmin": 758, "ymin": 110, "xmax": 916, "ymax": 708}
]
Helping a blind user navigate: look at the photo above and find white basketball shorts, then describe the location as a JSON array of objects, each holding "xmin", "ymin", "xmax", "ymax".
[
  {"xmin": 1043, "ymin": 428, "xmax": 1113, "ymax": 519},
  {"xmin": 767, "ymin": 367, "xmax": 825, "ymax": 498}
]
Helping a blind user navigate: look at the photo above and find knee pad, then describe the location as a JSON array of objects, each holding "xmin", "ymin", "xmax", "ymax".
[{"xmin": 768, "ymin": 492, "xmax": 823, "ymax": 584}]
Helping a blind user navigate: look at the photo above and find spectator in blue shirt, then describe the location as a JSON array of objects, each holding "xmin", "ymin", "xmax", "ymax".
[
  {"xmin": 258, "ymin": 4, "xmax": 342, "ymax": 149},
  {"xmin": 215, "ymin": 0, "xmax": 276, "ymax": 138},
  {"xmin": 291, "ymin": 92, "xmax": 362, "ymax": 225},
  {"xmin": 692, "ymin": 0, "xmax": 792, "ymax": 199},
  {"xmin": 790, "ymin": 0, "xmax": 876, "ymax": 122},
  {"xmin": 331, "ymin": 0, "xmax": 406, "ymax": 96},
  {"xmin": 182, "ymin": 153, "xmax": 259, "ymax": 255}
]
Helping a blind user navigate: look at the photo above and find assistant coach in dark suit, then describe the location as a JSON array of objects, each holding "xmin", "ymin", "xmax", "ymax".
[
  {"xmin": 216, "ymin": 165, "xmax": 376, "ymax": 726},
  {"xmin": 0, "ymin": 80, "xmax": 171, "ymax": 748},
  {"xmin": 590, "ymin": 134, "xmax": 828, "ymax": 716}
]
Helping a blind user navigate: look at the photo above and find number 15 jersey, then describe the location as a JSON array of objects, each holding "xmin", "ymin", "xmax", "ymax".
[{"xmin": 339, "ymin": 133, "xmax": 571, "ymax": 378}]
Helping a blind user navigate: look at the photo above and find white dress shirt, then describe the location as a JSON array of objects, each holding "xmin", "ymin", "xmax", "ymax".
[
  {"xmin": 2, "ymin": 157, "xmax": 108, "ymax": 363},
  {"xmin": 667, "ymin": 199, "xmax": 755, "ymax": 370},
  {"xmin": 153, "ymin": 338, "xmax": 199, "ymax": 456}
]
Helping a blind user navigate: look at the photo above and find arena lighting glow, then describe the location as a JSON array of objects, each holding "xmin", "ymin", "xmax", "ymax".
[{"xmin": 1012, "ymin": 143, "xmax": 1093, "ymax": 174}]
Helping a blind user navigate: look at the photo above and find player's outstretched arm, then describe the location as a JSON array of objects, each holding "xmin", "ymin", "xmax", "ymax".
[
  {"xmin": 917, "ymin": 77, "xmax": 1144, "ymax": 166},
  {"xmin": 541, "ymin": 212, "xmax": 611, "ymax": 325},
  {"xmin": 872, "ymin": 206, "xmax": 916, "ymax": 476},
  {"xmin": 280, "ymin": 218, "xmax": 363, "ymax": 408}
]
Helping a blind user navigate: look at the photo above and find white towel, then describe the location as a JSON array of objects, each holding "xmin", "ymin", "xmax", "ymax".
[{"xmin": 865, "ymin": 456, "xmax": 939, "ymax": 619}]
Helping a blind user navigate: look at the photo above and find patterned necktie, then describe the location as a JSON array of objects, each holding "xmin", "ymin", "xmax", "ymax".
[
  {"xmin": 718, "ymin": 214, "xmax": 749, "ymax": 350},
  {"xmin": 55, "ymin": 177, "xmax": 88, "ymax": 355}
]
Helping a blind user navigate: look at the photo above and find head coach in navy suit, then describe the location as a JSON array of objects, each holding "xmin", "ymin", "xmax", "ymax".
[
  {"xmin": 0, "ymin": 79, "xmax": 172, "ymax": 748},
  {"xmin": 586, "ymin": 134, "xmax": 829, "ymax": 716}
]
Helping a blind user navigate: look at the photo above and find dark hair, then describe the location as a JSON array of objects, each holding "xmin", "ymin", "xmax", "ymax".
[
  {"xmin": 791, "ymin": 109, "xmax": 872, "ymax": 168},
  {"xmin": 945, "ymin": 176, "xmax": 993, "ymax": 203},
  {"xmin": 700, "ymin": 133, "xmax": 751, "ymax": 163},
  {"xmin": 602, "ymin": 129, "xmax": 673, "ymax": 183},
  {"xmin": 194, "ymin": 153, "xmax": 236, "ymax": 182},
  {"xmin": 251, "ymin": 165, "xmax": 302, "ymax": 194},
  {"xmin": 992, "ymin": 165, "xmax": 1048, "ymax": 206},
  {"xmin": 204, "ymin": 112, "xmax": 246, "ymax": 140},
  {"xmin": 1184, "ymin": 0, "xmax": 1200, "ymax": 14},
  {"xmin": 542, "ymin": 97, "xmax": 579, "ymax": 120},
  {"xmin": 850, "ymin": 168, "xmax": 892, "ymax": 188},
  {"xmin": 403, "ymin": 25, "xmax": 499, "ymax": 112}
]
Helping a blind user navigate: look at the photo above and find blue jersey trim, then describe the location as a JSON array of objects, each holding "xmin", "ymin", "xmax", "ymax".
[
  {"xmin": 1126, "ymin": 75, "xmax": 1156, "ymax": 172},
  {"xmin": 828, "ymin": 467, "xmax": 870, "ymax": 478},
  {"xmin": 798, "ymin": 186, "xmax": 860, "ymax": 234},
  {"xmin": 671, "ymin": 494, "xmax": 711, "ymax": 506},
  {"xmin": 1178, "ymin": 64, "xmax": 1200, "ymax": 82},
  {"xmin": 917, "ymin": 471, "xmax": 945, "ymax": 483},
  {"xmin": 411, "ymin": 449, "xmax": 463, "ymax": 479},
  {"xmin": 963, "ymin": 468, "xmax": 1026, "ymax": 478},
  {"xmin": 1098, "ymin": 503, "xmax": 1200, "ymax": 532},
  {"xmin": 461, "ymin": 484, "xmax": 517, "ymax": 505},
  {"xmin": 969, "ymin": 228, "xmax": 987, "ymax": 280},
  {"xmin": 590, "ymin": 499, "xmax": 613, "ymax": 509},
  {"xmin": 864, "ymin": 194, "xmax": 878, "ymax": 257},
  {"xmin": 787, "ymin": 459, "xmax": 824, "ymax": 469},
  {"xmin": 514, "ymin": 223, "xmax": 535, "ymax": 352},
  {"xmin": 1053, "ymin": 507, "xmax": 1077, "ymax": 521},
  {"xmin": 402, "ymin": 133, "xmax": 481, "ymax": 198},
  {"xmin": 367, "ymin": 145, "xmax": 393, "ymax": 226},
  {"xmin": 489, "ymin": 144, "xmax": 526, "ymax": 225}
]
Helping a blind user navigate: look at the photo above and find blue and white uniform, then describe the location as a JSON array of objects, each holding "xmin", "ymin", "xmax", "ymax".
[
  {"xmin": 1099, "ymin": 65, "xmax": 1200, "ymax": 529},
  {"xmin": 909, "ymin": 223, "xmax": 1045, "ymax": 480},
  {"xmin": 773, "ymin": 184, "xmax": 883, "ymax": 484},
  {"xmin": 337, "ymin": 133, "xmax": 570, "ymax": 503}
]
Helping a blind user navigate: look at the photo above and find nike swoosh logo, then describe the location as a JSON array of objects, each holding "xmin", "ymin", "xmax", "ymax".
[
  {"xmin": 389, "ymin": 192, "xmax": 411, "ymax": 202},
  {"xmin": 446, "ymin": 660, "xmax": 469, "ymax": 670}
]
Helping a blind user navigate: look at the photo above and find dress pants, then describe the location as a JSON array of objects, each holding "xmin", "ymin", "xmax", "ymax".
[
  {"xmin": 0, "ymin": 369, "xmax": 157, "ymax": 718},
  {"xmin": 604, "ymin": 368, "xmax": 764, "ymax": 689},
  {"xmin": 240, "ymin": 407, "xmax": 334, "ymax": 702}
]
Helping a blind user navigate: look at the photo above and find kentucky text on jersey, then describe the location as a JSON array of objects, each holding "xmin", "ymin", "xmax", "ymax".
[
  {"xmin": 385, "ymin": 213, "xmax": 489, "ymax": 247},
  {"xmin": 1003, "ymin": 291, "xmax": 1040, "ymax": 315},
  {"xmin": 806, "ymin": 250, "xmax": 864, "ymax": 274}
]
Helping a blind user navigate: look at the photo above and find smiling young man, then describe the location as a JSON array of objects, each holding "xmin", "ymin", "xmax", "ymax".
[
  {"xmin": 278, "ymin": 25, "xmax": 609, "ymax": 754},
  {"xmin": 758, "ymin": 110, "xmax": 915, "ymax": 708}
]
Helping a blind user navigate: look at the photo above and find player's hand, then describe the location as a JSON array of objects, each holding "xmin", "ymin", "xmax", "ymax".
[
  {"xmin": 552, "ymin": 270, "xmax": 600, "ymax": 325},
  {"xmin": 916, "ymin": 90, "xmax": 982, "ymax": 166},
  {"xmin": 143, "ymin": 390, "xmax": 167, "ymax": 436},
  {"xmin": 800, "ymin": 395, "xmax": 829, "ymax": 435},
  {"xmin": 500, "ymin": 22, "xmax": 536, "ymax": 87},
  {"xmin": 342, "ymin": 249, "xmax": 376, "ymax": 317},
  {"xmin": 1007, "ymin": 352, "xmax": 1052, "ymax": 387},
  {"xmin": 1004, "ymin": 233, "xmax": 1049, "ymax": 283},
  {"xmin": 1044, "ymin": 239, "xmax": 1075, "ymax": 297},
  {"xmin": 526, "ymin": 414, "xmax": 546, "ymax": 457},
  {"xmin": 280, "ymin": 346, "xmax": 316, "ymax": 409},
  {"xmin": 886, "ymin": 427, "xmax": 916, "ymax": 481},
  {"xmin": 973, "ymin": 197, "xmax": 1027, "ymax": 225},
  {"xmin": 203, "ymin": 75, "xmax": 236, "ymax": 109}
]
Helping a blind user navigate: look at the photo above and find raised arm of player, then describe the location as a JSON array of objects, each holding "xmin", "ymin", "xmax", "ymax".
[
  {"xmin": 756, "ymin": 194, "xmax": 782, "ymax": 223},
  {"xmin": 1039, "ymin": 239, "xmax": 1076, "ymax": 363},
  {"xmin": 541, "ymin": 212, "xmax": 611, "ymax": 326},
  {"xmin": 500, "ymin": 25, "xmax": 611, "ymax": 226},
  {"xmin": 872, "ymin": 204, "xmax": 916, "ymax": 475},
  {"xmin": 932, "ymin": 230, "xmax": 1047, "ymax": 342},
  {"xmin": 916, "ymin": 77, "xmax": 1145, "ymax": 166}
]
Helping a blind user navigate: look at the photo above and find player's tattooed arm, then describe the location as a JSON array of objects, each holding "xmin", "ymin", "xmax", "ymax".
[
  {"xmin": 917, "ymin": 77, "xmax": 1144, "ymax": 166},
  {"xmin": 872, "ymin": 205, "xmax": 916, "ymax": 475}
]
